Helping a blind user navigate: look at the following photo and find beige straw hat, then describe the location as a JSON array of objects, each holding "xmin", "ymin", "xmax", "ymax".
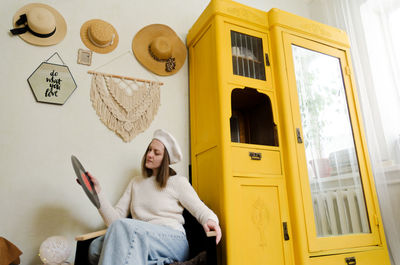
[
  {"xmin": 132, "ymin": 24, "xmax": 187, "ymax": 76},
  {"xmin": 80, "ymin": 19, "xmax": 119, "ymax": 54},
  {"xmin": 10, "ymin": 3, "xmax": 67, "ymax": 46}
]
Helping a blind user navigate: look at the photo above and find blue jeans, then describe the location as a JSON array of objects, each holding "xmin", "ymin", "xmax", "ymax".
[{"xmin": 88, "ymin": 218, "xmax": 189, "ymax": 265}]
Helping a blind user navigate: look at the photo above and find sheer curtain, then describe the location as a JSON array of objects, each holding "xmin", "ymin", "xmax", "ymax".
[{"xmin": 308, "ymin": 0, "xmax": 400, "ymax": 264}]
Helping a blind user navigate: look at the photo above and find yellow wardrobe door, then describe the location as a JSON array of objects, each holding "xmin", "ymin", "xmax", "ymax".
[
  {"xmin": 282, "ymin": 33, "xmax": 381, "ymax": 252},
  {"xmin": 231, "ymin": 178, "xmax": 291, "ymax": 265}
]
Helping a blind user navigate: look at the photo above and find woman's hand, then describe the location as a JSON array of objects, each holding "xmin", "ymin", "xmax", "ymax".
[
  {"xmin": 76, "ymin": 171, "xmax": 102, "ymax": 194},
  {"xmin": 203, "ymin": 219, "xmax": 222, "ymax": 244}
]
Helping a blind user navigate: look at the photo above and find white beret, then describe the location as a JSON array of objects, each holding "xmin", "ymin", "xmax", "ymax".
[{"xmin": 153, "ymin": 129, "xmax": 182, "ymax": 164}]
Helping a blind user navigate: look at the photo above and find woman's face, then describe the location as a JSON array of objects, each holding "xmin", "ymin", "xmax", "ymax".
[{"xmin": 145, "ymin": 139, "xmax": 165, "ymax": 173}]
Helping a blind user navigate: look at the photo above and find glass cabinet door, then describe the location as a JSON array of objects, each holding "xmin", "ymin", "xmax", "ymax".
[
  {"xmin": 224, "ymin": 23, "xmax": 273, "ymax": 90},
  {"xmin": 292, "ymin": 44, "xmax": 370, "ymax": 237},
  {"xmin": 231, "ymin": 30, "xmax": 266, "ymax": 81},
  {"xmin": 283, "ymin": 34, "xmax": 381, "ymax": 251}
]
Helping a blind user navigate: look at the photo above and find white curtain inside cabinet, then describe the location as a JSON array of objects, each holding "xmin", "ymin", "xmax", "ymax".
[{"xmin": 308, "ymin": 0, "xmax": 400, "ymax": 264}]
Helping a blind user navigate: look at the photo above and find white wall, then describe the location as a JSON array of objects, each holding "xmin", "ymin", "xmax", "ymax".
[{"xmin": 0, "ymin": 0, "xmax": 310, "ymax": 264}]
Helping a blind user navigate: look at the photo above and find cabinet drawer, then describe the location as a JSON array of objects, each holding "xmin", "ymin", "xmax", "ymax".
[
  {"xmin": 231, "ymin": 146, "xmax": 281, "ymax": 176},
  {"xmin": 309, "ymin": 248, "xmax": 390, "ymax": 265}
]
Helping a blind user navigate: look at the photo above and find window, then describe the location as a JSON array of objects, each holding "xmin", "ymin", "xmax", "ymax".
[{"xmin": 360, "ymin": 0, "xmax": 400, "ymax": 162}]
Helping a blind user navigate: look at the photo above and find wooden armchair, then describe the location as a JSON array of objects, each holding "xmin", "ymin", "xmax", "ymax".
[{"xmin": 74, "ymin": 209, "xmax": 217, "ymax": 265}]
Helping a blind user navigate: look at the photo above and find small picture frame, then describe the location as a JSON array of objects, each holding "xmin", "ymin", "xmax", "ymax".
[{"xmin": 77, "ymin": 49, "xmax": 92, "ymax": 66}]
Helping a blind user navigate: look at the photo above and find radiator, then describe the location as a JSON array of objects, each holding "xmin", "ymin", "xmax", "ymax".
[{"xmin": 312, "ymin": 189, "xmax": 370, "ymax": 236}]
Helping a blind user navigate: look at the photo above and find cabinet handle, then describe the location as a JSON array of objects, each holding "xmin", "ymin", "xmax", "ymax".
[
  {"xmin": 296, "ymin": 128, "xmax": 303, "ymax": 143},
  {"xmin": 283, "ymin": 222, "xmax": 290, "ymax": 240},
  {"xmin": 249, "ymin": 152, "xmax": 262, "ymax": 160},
  {"xmin": 265, "ymin": 53, "xmax": 270, "ymax": 66},
  {"xmin": 345, "ymin": 257, "xmax": 356, "ymax": 265}
]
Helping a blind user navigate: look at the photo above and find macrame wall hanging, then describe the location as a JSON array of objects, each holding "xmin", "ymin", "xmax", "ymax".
[{"xmin": 88, "ymin": 70, "xmax": 163, "ymax": 142}]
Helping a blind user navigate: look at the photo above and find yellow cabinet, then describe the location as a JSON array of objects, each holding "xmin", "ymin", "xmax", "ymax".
[
  {"xmin": 187, "ymin": 1, "xmax": 294, "ymax": 265},
  {"xmin": 187, "ymin": 1, "xmax": 390, "ymax": 265}
]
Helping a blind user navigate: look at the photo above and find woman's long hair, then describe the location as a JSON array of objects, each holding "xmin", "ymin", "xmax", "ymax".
[{"xmin": 141, "ymin": 144, "xmax": 177, "ymax": 188}]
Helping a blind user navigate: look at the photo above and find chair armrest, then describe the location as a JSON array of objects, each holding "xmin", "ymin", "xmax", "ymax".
[
  {"xmin": 75, "ymin": 229, "xmax": 214, "ymax": 241},
  {"xmin": 75, "ymin": 229, "xmax": 107, "ymax": 241},
  {"xmin": 206, "ymin": 231, "xmax": 217, "ymax": 237}
]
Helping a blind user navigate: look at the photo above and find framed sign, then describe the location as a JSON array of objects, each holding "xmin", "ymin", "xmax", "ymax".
[
  {"xmin": 77, "ymin": 48, "xmax": 92, "ymax": 66},
  {"xmin": 28, "ymin": 53, "xmax": 77, "ymax": 105}
]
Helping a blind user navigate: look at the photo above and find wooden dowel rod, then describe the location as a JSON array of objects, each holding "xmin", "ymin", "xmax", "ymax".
[{"xmin": 88, "ymin": 70, "xmax": 163, "ymax": 85}]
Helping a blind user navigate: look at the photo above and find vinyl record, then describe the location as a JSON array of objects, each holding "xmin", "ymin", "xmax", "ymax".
[{"xmin": 71, "ymin": 155, "xmax": 100, "ymax": 209}]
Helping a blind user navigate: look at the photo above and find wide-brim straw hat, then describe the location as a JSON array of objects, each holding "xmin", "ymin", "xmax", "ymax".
[
  {"xmin": 132, "ymin": 24, "xmax": 187, "ymax": 76},
  {"xmin": 80, "ymin": 19, "xmax": 119, "ymax": 54},
  {"xmin": 11, "ymin": 3, "xmax": 67, "ymax": 46}
]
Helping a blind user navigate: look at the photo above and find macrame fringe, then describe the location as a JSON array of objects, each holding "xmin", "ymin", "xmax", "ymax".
[{"xmin": 90, "ymin": 73, "xmax": 161, "ymax": 142}]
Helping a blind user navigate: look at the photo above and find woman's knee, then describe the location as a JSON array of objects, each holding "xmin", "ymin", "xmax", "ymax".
[
  {"xmin": 107, "ymin": 218, "xmax": 145, "ymax": 239},
  {"xmin": 108, "ymin": 218, "xmax": 130, "ymax": 232}
]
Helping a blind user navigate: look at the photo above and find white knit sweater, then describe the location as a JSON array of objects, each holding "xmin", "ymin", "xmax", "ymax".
[{"xmin": 97, "ymin": 175, "xmax": 219, "ymax": 233}]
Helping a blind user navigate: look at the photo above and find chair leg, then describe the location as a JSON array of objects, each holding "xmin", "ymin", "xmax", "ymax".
[
  {"xmin": 205, "ymin": 236, "xmax": 217, "ymax": 265},
  {"xmin": 74, "ymin": 239, "xmax": 94, "ymax": 265}
]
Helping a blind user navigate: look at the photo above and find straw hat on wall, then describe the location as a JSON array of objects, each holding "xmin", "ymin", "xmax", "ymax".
[
  {"xmin": 132, "ymin": 24, "xmax": 187, "ymax": 76},
  {"xmin": 80, "ymin": 19, "xmax": 119, "ymax": 54},
  {"xmin": 10, "ymin": 3, "xmax": 67, "ymax": 46}
]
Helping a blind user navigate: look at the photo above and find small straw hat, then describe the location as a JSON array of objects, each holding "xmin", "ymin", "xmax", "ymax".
[
  {"xmin": 132, "ymin": 24, "xmax": 187, "ymax": 76},
  {"xmin": 10, "ymin": 3, "xmax": 67, "ymax": 46},
  {"xmin": 80, "ymin": 19, "xmax": 119, "ymax": 54}
]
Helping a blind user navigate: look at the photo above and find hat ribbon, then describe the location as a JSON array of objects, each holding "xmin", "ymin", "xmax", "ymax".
[
  {"xmin": 148, "ymin": 45, "xmax": 176, "ymax": 72},
  {"xmin": 88, "ymin": 30, "xmax": 115, "ymax": 48},
  {"xmin": 10, "ymin": 14, "xmax": 56, "ymax": 38}
]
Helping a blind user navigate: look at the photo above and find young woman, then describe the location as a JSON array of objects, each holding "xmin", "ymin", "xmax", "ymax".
[{"xmin": 85, "ymin": 129, "xmax": 221, "ymax": 265}]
